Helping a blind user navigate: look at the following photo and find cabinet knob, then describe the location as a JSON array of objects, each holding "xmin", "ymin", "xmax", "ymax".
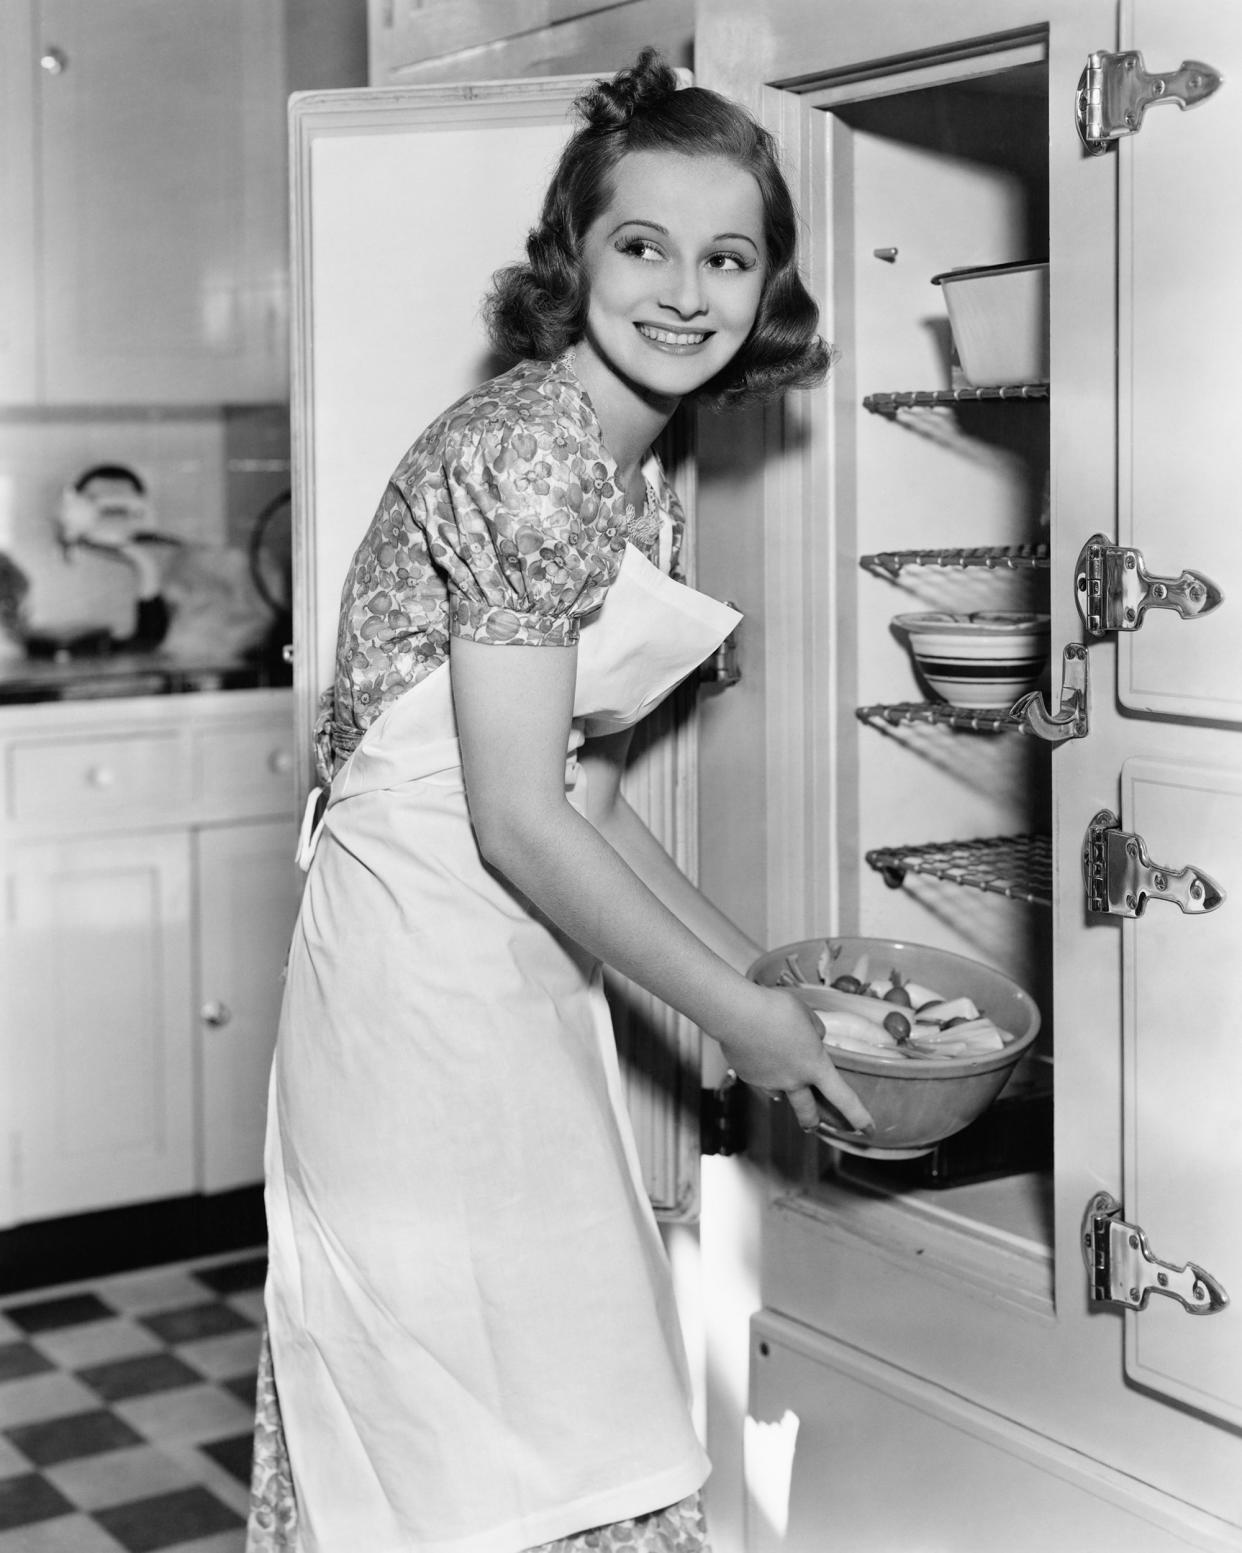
[
  {"xmin": 200, "ymin": 1001, "xmax": 233, "ymax": 1028},
  {"xmin": 85, "ymin": 764, "xmax": 115, "ymax": 789},
  {"xmin": 268, "ymin": 748, "xmax": 294, "ymax": 775},
  {"xmin": 40, "ymin": 46, "xmax": 68, "ymax": 74}
]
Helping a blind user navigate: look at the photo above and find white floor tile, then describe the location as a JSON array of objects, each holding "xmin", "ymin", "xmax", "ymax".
[
  {"xmin": 95, "ymin": 1268, "xmax": 210, "ymax": 1317},
  {"xmin": 177, "ymin": 1330, "xmax": 262, "ymax": 1384},
  {"xmin": 0, "ymin": 1514, "xmax": 126, "ymax": 1552},
  {"xmin": 43, "ymin": 1442, "xmax": 198, "ymax": 1511},
  {"xmin": 30, "ymin": 1318, "xmax": 162, "ymax": 1371},
  {"xmin": 0, "ymin": 1370, "xmax": 100, "ymax": 1429},
  {"xmin": 113, "ymin": 1384, "xmax": 253, "ymax": 1447},
  {"xmin": 224, "ymin": 1291, "xmax": 265, "ymax": 1326}
]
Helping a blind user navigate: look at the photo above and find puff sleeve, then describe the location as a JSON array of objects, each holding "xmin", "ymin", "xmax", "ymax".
[{"xmin": 426, "ymin": 417, "xmax": 625, "ymax": 647}]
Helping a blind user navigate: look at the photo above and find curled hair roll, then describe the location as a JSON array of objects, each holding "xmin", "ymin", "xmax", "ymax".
[{"xmin": 577, "ymin": 46, "xmax": 681, "ymax": 130}]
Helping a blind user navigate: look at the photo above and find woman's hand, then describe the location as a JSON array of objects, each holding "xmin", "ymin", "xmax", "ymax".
[{"xmin": 716, "ymin": 986, "xmax": 874, "ymax": 1135}]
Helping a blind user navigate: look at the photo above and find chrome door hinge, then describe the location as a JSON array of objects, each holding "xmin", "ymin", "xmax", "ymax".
[
  {"xmin": 1075, "ymin": 533, "xmax": 1224, "ymax": 636},
  {"xmin": 1082, "ymin": 808, "xmax": 1226, "ymax": 917},
  {"xmin": 1083, "ymin": 1192, "xmax": 1229, "ymax": 1314},
  {"xmin": 700, "ymin": 1072, "xmax": 748, "ymax": 1156},
  {"xmin": 1075, "ymin": 50, "xmax": 1223, "ymax": 155}
]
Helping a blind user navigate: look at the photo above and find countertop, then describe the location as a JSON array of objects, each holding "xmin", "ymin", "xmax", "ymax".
[{"xmin": 0, "ymin": 650, "xmax": 291, "ymax": 704}]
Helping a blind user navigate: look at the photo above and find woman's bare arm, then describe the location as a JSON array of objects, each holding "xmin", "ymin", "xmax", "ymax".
[
  {"xmin": 451, "ymin": 636, "xmax": 871, "ymax": 1133},
  {"xmin": 575, "ymin": 728, "xmax": 761, "ymax": 975}
]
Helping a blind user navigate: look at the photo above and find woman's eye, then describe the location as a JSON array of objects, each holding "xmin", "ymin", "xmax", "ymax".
[
  {"xmin": 705, "ymin": 250, "xmax": 754, "ymax": 272},
  {"xmin": 616, "ymin": 237, "xmax": 664, "ymax": 262}
]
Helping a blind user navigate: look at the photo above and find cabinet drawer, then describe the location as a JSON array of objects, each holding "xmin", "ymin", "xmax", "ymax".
[
  {"xmin": 6, "ymin": 733, "xmax": 186, "ymax": 827},
  {"xmin": 194, "ymin": 723, "xmax": 296, "ymax": 817}
]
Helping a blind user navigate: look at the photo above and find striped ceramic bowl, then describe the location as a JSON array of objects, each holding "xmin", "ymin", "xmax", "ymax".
[{"xmin": 893, "ymin": 610, "xmax": 1050, "ymax": 709}]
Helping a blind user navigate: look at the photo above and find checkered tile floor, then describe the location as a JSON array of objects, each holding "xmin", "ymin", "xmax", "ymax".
[{"xmin": 0, "ymin": 1253, "xmax": 264, "ymax": 1552}]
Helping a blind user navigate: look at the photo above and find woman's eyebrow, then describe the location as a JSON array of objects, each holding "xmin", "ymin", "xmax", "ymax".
[{"xmin": 607, "ymin": 218, "xmax": 761, "ymax": 249}]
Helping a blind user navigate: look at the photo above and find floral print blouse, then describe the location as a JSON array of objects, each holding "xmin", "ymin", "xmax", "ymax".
[{"xmin": 325, "ymin": 350, "xmax": 684, "ymax": 769}]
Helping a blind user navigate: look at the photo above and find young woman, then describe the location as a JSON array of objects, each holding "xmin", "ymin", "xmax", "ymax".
[{"xmin": 248, "ymin": 48, "xmax": 871, "ymax": 1553}]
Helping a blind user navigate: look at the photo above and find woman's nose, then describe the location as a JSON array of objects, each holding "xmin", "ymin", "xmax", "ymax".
[{"xmin": 660, "ymin": 263, "xmax": 707, "ymax": 319}]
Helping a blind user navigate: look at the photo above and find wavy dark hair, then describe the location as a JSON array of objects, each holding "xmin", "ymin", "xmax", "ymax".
[{"xmin": 483, "ymin": 48, "xmax": 832, "ymax": 407}]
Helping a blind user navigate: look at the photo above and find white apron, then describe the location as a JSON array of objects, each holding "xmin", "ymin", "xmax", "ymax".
[{"xmin": 263, "ymin": 541, "xmax": 741, "ymax": 1553}]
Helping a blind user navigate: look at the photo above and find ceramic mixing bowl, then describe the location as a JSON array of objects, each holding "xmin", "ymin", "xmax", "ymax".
[
  {"xmin": 749, "ymin": 936, "xmax": 1041, "ymax": 1158},
  {"xmin": 893, "ymin": 610, "xmax": 1050, "ymax": 709}
]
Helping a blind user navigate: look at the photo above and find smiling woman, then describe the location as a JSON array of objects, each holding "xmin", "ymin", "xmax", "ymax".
[{"xmin": 250, "ymin": 47, "xmax": 847, "ymax": 1553}]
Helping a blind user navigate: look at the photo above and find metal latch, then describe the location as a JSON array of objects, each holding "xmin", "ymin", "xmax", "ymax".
[
  {"xmin": 1082, "ymin": 808, "xmax": 1226, "ymax": 917},
  {"xmin": 1082, "ymin": 1192, "xmax": 1229, "ymax": 1314},
  {"xmin": 1075, "ymin": 50, "xmax": 1223, "ymax": 155},
  {"xmin": 1012, "ymin": 642, "xmax": 1089, "ymax": 742},
  {"xmin": 701, "ymin": 1071, "xmax": 748, "ymax": 1156},
  {"xmin": 1075, "ymin": 533, "xmax": 1224, "ymax": 636},
  {"xmin": 698, "ymin": 608, "xmax": 741, "ymax": 687}
]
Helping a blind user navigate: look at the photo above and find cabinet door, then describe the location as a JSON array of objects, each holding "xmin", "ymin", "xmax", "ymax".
[
  {"xmin": 367, "ymin": 0, "xmax": 692, "ymax": 86},
  {"xmin": 5, "ymin": 831, "xmax": 195, "ymax": 1221},
  {"xmin": 35, "ymin": 0, "xmax": 287, "ymax": 404},
  {"xmin": 195, "ymin": 820, "xmax": 301, "ymax": 1193},
  {"xmin": 0, "ymin": 0, "xmax": 38, "ymax": 400}
]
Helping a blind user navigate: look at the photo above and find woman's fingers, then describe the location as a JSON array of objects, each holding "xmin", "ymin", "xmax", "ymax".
[
  {"xmin": 809, "ymin": 1052, "xmax": 874, "ymax": 1135},
  {"xmin": 784, "ymin": 1085, "xmax": 821, "ymax": 1131}
]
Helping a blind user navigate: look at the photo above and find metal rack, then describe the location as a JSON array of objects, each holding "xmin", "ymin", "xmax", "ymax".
[
  {"xmin": 860, "ymin": 543, "xmax": 1049, "ymax": 578},
  {"xmin": 856, "ymin": 701, "xmax": 1026, "ymax": 734},
  {"xmin": 862, "ymin": 384, "xmax": 1049, "ymax": 416},
  {"xmin": 865, "ymin": 833, "xmax": 1052, "ymax": 907}
]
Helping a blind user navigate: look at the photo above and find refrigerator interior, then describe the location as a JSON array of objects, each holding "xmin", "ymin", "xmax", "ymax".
[{"xmin": 806, "ymin": 58, "xmax": 1054, "ymax": 1240}]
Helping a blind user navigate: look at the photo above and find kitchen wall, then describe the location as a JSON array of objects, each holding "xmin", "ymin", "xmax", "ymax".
[
  {"xmin": 0, "ymin": 1, "xmax": 367, "ymax": 641},
  {"xmin": 0, "ymin": 407, "xmax": 290, "ymax": 636}
]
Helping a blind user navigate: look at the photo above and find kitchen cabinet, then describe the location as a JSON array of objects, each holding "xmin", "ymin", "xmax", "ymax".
[
  {"xmin": 366, "ymin": 0, "xmax": 693, "ymax": 87},
  {"xmin": 0, "ymin": 690, "xmax": 300, "ymax": 1226},
  {"xmin": 0, "ymin": 0, "xmax": 288, "ymax": 407},
  {"xmin": 691, "ymin": 0, "xmax": 1242, "ymax": 1547}
]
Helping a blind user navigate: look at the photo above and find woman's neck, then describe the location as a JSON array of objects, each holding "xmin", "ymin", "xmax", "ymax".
[{"xmin": 569, "ymin": 340, "xmax": 678, "ymax": 490}]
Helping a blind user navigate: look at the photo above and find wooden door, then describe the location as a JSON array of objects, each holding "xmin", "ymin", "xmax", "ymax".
[
  {"xmin": 36, "ymin": 0, "xmax": 287, "ymax": 404},
  {"xmin": 195, "ymin": 821, "xmax": 302, "ymax": 1193},
  {"xmin": 289, "ymin": 77, "xmax": 704, "ymax": 1216},
  {"xmin": 5, "ymin": 831, "xmax": 195, "ymax": 1220}
]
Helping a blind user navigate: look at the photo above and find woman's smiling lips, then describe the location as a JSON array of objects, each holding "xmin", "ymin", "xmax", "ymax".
[{"xmin": 635, "ymin": 323, "xmax": 712, "ymax": 351}]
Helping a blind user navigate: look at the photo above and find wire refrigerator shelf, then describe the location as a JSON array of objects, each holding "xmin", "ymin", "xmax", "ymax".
[
  {"xmin": 856, "ymin": 701, "xmax": 1026, "ymax": 734},
  {"xmin": 866, "ymin": 833, "xmax": 1052, "ymax": 907},
  {"xmin": 862, "ymin": 384, "xmax": 1049, "ymax": 416},
  {"xmin": 859, "ymin": 543, "xmax": 1049, "ymax": 578}
]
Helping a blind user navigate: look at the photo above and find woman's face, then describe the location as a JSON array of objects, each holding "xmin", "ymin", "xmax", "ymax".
[{"xmin": 578, "ymin": 150, "xmax": 767, "ymax": 403}]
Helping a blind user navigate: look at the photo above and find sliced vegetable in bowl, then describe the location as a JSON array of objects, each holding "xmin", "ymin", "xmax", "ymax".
[{"xmin": 749, "ymin": 936, "xmax": 1042, "ymax": 1157}]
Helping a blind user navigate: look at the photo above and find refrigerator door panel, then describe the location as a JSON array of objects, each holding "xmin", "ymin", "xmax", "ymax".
[
  {"xmin": 1121, "ymin": 755, "xmax": 1242, "ymax": 1430},
  {"xmin": 1118, "ymin": 0, "xmax": 1242, "ymax": 722}
]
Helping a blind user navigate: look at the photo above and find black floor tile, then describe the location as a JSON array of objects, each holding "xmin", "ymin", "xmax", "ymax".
[
  {"xmin": 222, "ymin": 1370, "xmax": 258, "ymax": 1410},
  {"xmin": 192, "ymin": 1255, "xmax": 267, "ymax": 1296},
  {"xmin": 139, "ymin": 1302, "xmax": 254, "ymax": 1346},
  {"xmin": 95, "ymin": 1484, "xmax": 244, "ymax": 1553},
  {"xmin": 0, "ymin": 1339, "xmax": 55, "ymax": 1383},
  {"xmin": 3, "ymin": 1292, "xmax": 114, "ymax": 1334},
  {"xmin": 6, "ymin": 1407, "xmax": 145, "ymax": 1468},
  {"xmin": 199, "ymin": 1430, "xmax": 254, "ymax": 1485},
  {"xmin": 0, "ymin": 1471, "xmax": 75, "ymax": 1532},
  {"xmin": 77, "ymin": 1351, "xmax": 203, "ymax": 1404}
]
